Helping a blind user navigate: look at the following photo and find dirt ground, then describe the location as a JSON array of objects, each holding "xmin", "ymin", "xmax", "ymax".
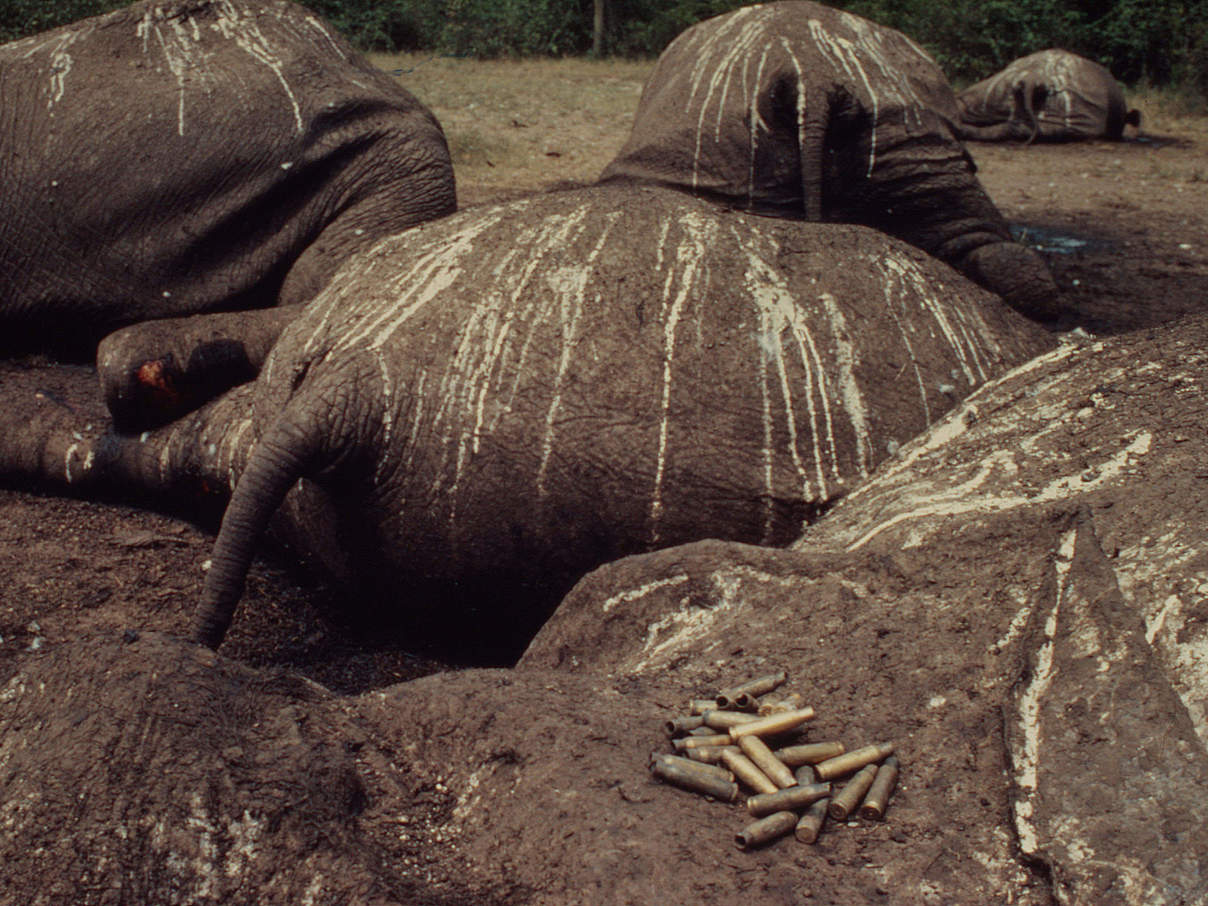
[{"xmin": 1, "ymin": 58, "xmax": 1206, "ymax": 694}]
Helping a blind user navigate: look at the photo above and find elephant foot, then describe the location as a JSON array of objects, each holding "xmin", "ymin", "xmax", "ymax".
[
  {"xmin": 960, "ymin": 241, "xmax": 1064, "ymax": 322},
  {"xmin": 97, "ymin": 307, "xmax": 301, "ymax": 432}
]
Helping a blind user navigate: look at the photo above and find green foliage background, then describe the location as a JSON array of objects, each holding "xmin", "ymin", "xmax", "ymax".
[{"xmin": 3, "ymin": 0, "xmax": 1205, "ymax": 94}]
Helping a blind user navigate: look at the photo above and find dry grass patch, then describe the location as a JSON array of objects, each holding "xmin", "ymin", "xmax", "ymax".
[{"xmin": 373, "ymin": 53, "xmax": 655, "ymax": 205}]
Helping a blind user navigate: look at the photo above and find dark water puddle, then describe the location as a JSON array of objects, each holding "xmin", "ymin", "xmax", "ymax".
[{"xmin": 1010, "ymin": 224, "xmax": 1115, "ymax": 255}]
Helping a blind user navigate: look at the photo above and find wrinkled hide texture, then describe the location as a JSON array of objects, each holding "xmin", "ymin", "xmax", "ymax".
[
  {"xmin": 602, "ymin": 0, "xmax": 965, "ymax": 211},
  {"xmin": 958, "ymin": 50, "xmax": 1133, "ymax": 141},
  {"xmin": 527, "ymin": 315, "xmax": 1208, "ymax": 904},
  {"xmin": 0, "ymin": 0, "xmax": 454, "ymax": 355},
  {"xmin": 598, "ymin": 0, "xmax": 1042, "ymax": 299},
  {"xmin": 100, "ymin": 185, "xmax": 1051, "ymax": 650}
]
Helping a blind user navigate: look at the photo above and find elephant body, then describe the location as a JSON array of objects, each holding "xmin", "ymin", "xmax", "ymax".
[
  {"xmin": 0, "ymin": 185, "xmax": 1054, "ymax": 653},
  {"xmin": 599, "ymin": 1, "xmax": 1059, "ymax": 319},
  {"xmin": 0, "ymin": 0, "xmax": 455, "ymax": 356},
  {"xmin": 957, "ymin": 49, "xmax": 1140, "ymax": 142}
]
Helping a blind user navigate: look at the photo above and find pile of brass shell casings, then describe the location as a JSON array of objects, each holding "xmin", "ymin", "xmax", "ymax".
[{"xmin": 650, "ymin": 671, "xmax": 901, "ymax": 851}]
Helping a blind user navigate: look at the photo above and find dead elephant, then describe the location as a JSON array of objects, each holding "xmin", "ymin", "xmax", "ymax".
[
  {"xmin": 0, "ymin": 185, "xmax": 1054, "ymax": 655},
  {"xmin": 957, "ymin": 49, "xmax": 1142, "ymax": 142},
  {"xmin": 0, "ymin": 0, "xmax": 455, "ymax": 359},
  {"xmin": 599, "ymin": 1, "xmax": 1060, "ymax": 320}
]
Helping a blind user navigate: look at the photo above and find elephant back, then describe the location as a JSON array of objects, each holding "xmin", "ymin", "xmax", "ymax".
[
  {"xmin": 601, "ymin": 1, "xmax": 964, "ymax": 213},
  {"xmin": 264, "ymin": 184, "xmax": 1054, "ymax": 616}
]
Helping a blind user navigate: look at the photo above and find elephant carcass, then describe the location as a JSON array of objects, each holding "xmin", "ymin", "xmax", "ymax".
[
  {"xmin": 599, "ymin": 1, "xmax": 1059, "ymax": 320},
  {"xmin": 526, "ymin": 315, "xmax": 1208, "ymax": 904},
  {"xmin": 957, "ymin": 50, "xmax": 1141, "ymax": 142},
  {"xmin": 0, "ymin": 0, "xmax": 455, "ymax": 358},
  {"xmin": 0, "ymin": 185, "xmax": 1054, "ymax": 655}
]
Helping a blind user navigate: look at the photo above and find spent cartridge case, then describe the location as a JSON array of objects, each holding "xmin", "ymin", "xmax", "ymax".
[
  {"xmin": 665, "ymin": 715, "xmax": 706, "ymax": 736},
  {"xmin": 702, "ymin": 709, "xmax": 761, "ymax": 731},
  {"xmin": 651, "ymin": 753, "xmax": 734, "ymax": 784},
  {"xmin": 814, "ymin": 743, "xmax": 895, "ymax": 781},
  {"xmin": 795, "ymin": 798, "xmax": 829, "ymax": 844},
  {"xmin": 728, "ymin": 707, "xmax": 815, "ymax": 741},
  {"xmin": 746, "ymin": 782, "xmax": 832, "ymax": 817},
  {"xmin": 716, "ymin": 670, "xmax": 788, "ymax": 711},
  {"xmin": 684, "ymin": 745, "xmax": 739, "ymax": 764},
  {"xmin": 858, "ymin": 755, "xmax": 900, "ymax": 821},
  {"xmin": 828, "ymin": 764, "xmax": 878, "ymax": 820},
  {"xmin": 650, "ymin": 755, "xmax": 740, "ymax": 802},
  {"xmin": 737, "ymin": 735, "xmax": 797, "ymax": 789},
  {"xmin": 793, "ymin": 764, "xmax": 817, "ymax": 786},
  {"xmin": 775, "ymin": 741, "xmax": 846, "ymax": 767},
  {"xmin": 719, "ymin": 748, "xmax": 779, "ymax": 795},
  {"xmin": 672, "ymin": 734, "xmax": 733, "ymax": 751},
  {"xmin": 757, "ymin": 692, "xmax": 806, "ymax": 716},
  {"xmin": 735, "ymin": 810, "xmax": 798, "ymax": 849},
  {"xmin": 689, "ymin": 699, "xmax": 718, "ymax": 715}
]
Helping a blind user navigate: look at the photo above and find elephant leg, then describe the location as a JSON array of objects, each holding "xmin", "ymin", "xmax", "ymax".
[
  {"xmin": 847, "ymin": 138, "xmax": 1062, "ymax": 320},
  {"xmin": 0, "ymin": 364, "xmax": 256, "ymax": 517},
  {"xmin": 97, "ymin": 307, "xmax": 302, "ymax": 432}
]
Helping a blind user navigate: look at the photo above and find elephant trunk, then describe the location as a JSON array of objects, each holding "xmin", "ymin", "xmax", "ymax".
[{"xmin": 195, "ymin": 410, "xmax": 322, "ymax": 649}]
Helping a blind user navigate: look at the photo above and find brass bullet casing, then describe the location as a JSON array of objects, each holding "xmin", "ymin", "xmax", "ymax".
[
  {"xmin": 650, "ymin": 754, "xmax": 740, "ymax": 803},
  {"xmin": 716, "ymin": 670, "xmax": 789, "ymax": 711},
  {"xmin": 684, "ymin": 745, "xmax": 739, "ymax": 765},
  {"xmin": 814, "ymin": 743, "xmax": 895, "ymax": 781},
  {"xmin": 795, "ymin": 798, "xmax": 829, "ymax": 844},
  {"xmin": 827, "ymin": 764, "xmax": 879, "ymax": 820},
  {"xmin": 689, "ymin": 699, "xmax": 718, "ymax": 715},
  {"xmin": 728, "ymin": 707, "xmax": 815, "ymax": 741},
  {"xmin": 665, "ymin": 715, "xmax": 706, "ymax": 736},
  {"xmin": 775, "ymin": 741, "xmax": 846, "ymax": 767},
  {"xmin": 651, "ymin": 753, "xmax": 735, "ymax": 784},
  {"xmin": 689, "ymin": 725, "xmax": 722, "ymax": 736},
  {"xmin": 757, "ymin": 692, "xmax": 806, "ymax": 716},
  {"xmin": 735, "ymin": 810, "xmax": 798, "ymax": 849},
  {"xmin": 703, "ymin": 709, "xmax": 761, "ymax": 731},
  {"xmin": 858, "ymin": 755, "xmax": 900, "ymax": 820},
  {"xmin": 746, "ymin": 782, "xmax": 832, "ymax": 817},
  {"xmin": 719, "ymin": 748, "xmax": 779, "ymax": 795},
  {"xmin": 737, "ymin": 735, "xmax": 797, "ymax": 789},
  {"xmin": 672, "ymin": 734, "xmax": 733, "ymax": 751},
  {"xmin": 793, "ymin": 764, "xmax": 817, "ymax": 786}
]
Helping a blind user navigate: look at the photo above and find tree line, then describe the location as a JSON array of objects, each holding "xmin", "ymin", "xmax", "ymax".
[{"xmin": 3, "ymin": 0, "xmax": 1206, "ymax": 94}]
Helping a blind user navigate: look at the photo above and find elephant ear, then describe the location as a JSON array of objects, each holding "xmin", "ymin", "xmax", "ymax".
[{"xmin": 194, "ymin": 408, "xmax": 325, "ymax": 649}]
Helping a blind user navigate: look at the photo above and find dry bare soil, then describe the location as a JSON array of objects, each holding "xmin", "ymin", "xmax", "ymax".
[{"xmin": 1, "ymin": 56, "xmax": 1206, "ymax": 691}]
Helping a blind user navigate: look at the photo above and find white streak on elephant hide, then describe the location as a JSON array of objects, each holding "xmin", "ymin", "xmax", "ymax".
[
  {"xmin": 210, "ymin": 0, "xmax": 304, "ymax": 133},
  {"xmin": 650, "ymin": 211, "xmax": 715, "ymax": 541},
  {"xmin": 137, "ymin": 10, "xmax": 212, "ymax": 137},
  {"xmin": 535, "ymin": 218, "xmax": 617, "ymax": 498},
  {"xmin": 600, "ymin": 573, "xmax": 691, "ymax": 614},
  {"xmin": 9, "ymin": 30, "xmax": 86, "ymax": 110},
  {"xmin": 1012, "ymin": 526, "xmax": 1078, "ymax": 855}
]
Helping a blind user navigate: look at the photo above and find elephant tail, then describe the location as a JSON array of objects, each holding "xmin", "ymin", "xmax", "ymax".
[
  {"xmin": 798, "ymin": 84, "xmax": 829, "ymax": 221},
  {"xmin": 194, "ymin": 407, "xmax": 323, "ymax": 649}
]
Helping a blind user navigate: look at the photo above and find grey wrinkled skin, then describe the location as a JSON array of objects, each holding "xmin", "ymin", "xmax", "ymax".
[
  {"xmin": 599, "ymin": 1, "xmax": 1061, "ymax": 321},
  {"xmin": 0, "ymin": 185, "xmax": 1056, "ymax": 657},
  {"xmin": 958, "ymin": 49, "xmax": 1142, "ymax": 142},
  {"xmin": 0, "ymin": 0, "xmax": 456, "ymax": 360}
]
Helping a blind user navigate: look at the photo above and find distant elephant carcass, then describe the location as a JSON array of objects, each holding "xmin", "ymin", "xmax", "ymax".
[
  {"xmin": 957, "ymin": 49, "xmax": 1141, "ymax": 142},
  {"xmin": 0, "ymin": 185, "xmax": 1055, "ymax": 655},
  {"xmin": 0, "ymin": 0, "xmax": 455, "ymax": 358},
  {"xmin": 599, "ymin": 1, "xmax": 1060, "ymax": 321}
]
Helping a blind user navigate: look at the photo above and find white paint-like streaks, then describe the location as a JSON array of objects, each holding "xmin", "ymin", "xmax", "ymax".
[
  {"xmin": 1013, "ymin": 526, "xmax": 1078, "ymax": 854},
  {"xmin": 649, "ymin": 212, "xmax": 715, "ymax": 542}
]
